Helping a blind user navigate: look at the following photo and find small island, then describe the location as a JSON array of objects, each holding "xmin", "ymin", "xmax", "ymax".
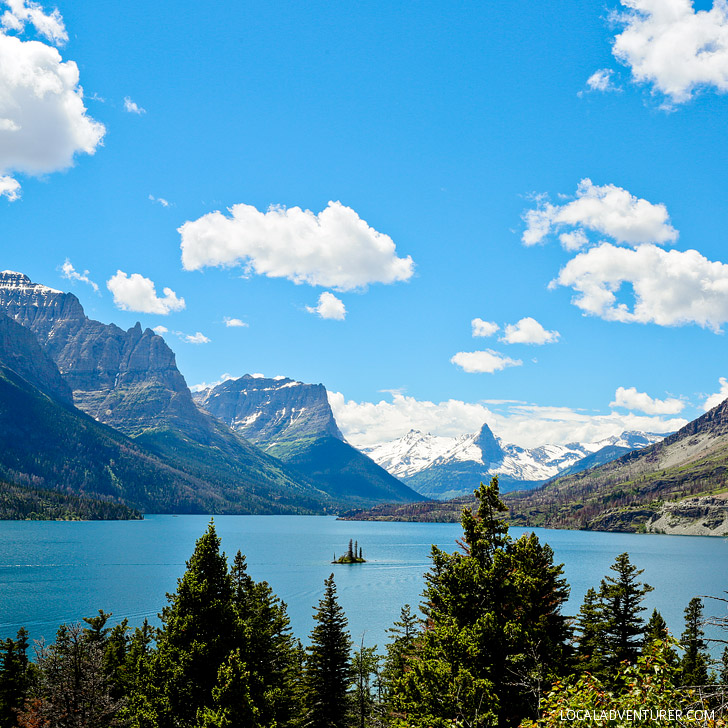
[{"xmin": 332, "ymin": 538, "xmax": 366, "ymax": 564}]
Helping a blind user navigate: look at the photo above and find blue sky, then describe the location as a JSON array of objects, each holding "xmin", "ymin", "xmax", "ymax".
[{"xmin": 3, "ymin": 0, "xmax": 728, "ymax": 447}]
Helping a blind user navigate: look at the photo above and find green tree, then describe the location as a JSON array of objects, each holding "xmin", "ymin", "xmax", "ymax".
[
  {"xmin": 0, "ymin": 629, "xmax": 31, "ymax": 728},
  {"xmin": 574, "ymin": 587, "xmax": 605, "ymax": 675},
  {"xmin": 230, "ymin": 550, "xmax": 304, "ymax": 727},
  {"xmin": 598, "ymin": 552, "xmax": 653, "ymax": 669},
  {"xmin": 382, "ymin": 604, "xmax": 420, "ymax": 693},
  {"xmin": 149, "ymin": 520, "xmax": 237, "ymax": 728},
  {"xmin": 351, "ymin": 642, "xmax": 380, "ymax": 728},
  {"xmin": 389, "ymin": 478, "xmax": 571, "ymax": 728},
  {"xmin": 679, "ymin": 597, "xmax": 710, "ymax": 686},
  {"xmin": 304, "ymin": 573, "xmax": 353, "ymax": 728},
  {"xmin": 720, "ymin": 646, "xmax": 728, "ymax": 685}
]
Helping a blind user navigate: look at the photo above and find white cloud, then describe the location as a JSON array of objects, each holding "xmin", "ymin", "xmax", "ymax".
[
  {"xmin": 585, "ymin": 68, "xmax": 618, "ymax": 92},
  {"xmin": 190, "ymin": 373, "xmax": 235, "ymax": 392},
  {"xmin": 224, "ymin": 317, "xmax": 248, "ymax": 328},
  {"xmin": 152, "ymin": 325, "xmax": 168, "ymax": 335},
  {"xmin": 0, "ymin": 174, "xmax": 19, "ymax": 200},
  {"xmin": 501, "ymin": 317, "xmax": 560, "ymax": 345},
  {"xmin": 107, "ymin": 271, "xmax": 186, "ymax": 315},
  {"xmin": 704, "ymin": 377, "xmax": 728, "ymax": 411},
  {"xmin": 124, "ymin": 96, "xmax": 145, "ymax": 114},
  {"xmin": 612, "ymin": 0, "xmax": 728, "ymax": 104},
  {"xmin": 610, "ymin": 386, "xmax": 685, "ymax": 415},
  {"xmin": 149, "ymin": 194, "xmax": 170, "ymax": 207},
  {"xmin": 178, "ymin": 200, "xmax": 415, "ymax": 291},
  {"xmin": 176, "ymin": 331, "xmax": 210, "ymax": 345},
  {"xmin": 60, "ymin": 259, "xmax": 98, "ymax": 292},
  {"xmin": 450, "ymin": 349, "xmax": 522, "ymax": 374},
  {"xmin": 552, "ymin": 242, "xmax": 728, "ymax": 331},
  {"xmin": 0, "ymin": 30, "xmax": 105, "ymax": 198},
  {"xmin": 522, "ymin": 179, "xmax": 678, "ymax": 248},
  {"xmin": 2, "ymin": 0, "xmax": 67, "ymax": 44},
  {"xmin": 306, "ymin": 291, "xmax": 346, "ymax": 320},
  {"xmin": 328, "ymin": 391, "xmax": 686, "ymax": 449},
  {"xmin": 471, "ymin": 318, "xmax": 499, "ymax": 337}
]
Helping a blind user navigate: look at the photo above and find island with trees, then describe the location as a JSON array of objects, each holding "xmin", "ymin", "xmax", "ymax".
[{"xmin": 333, "ymin": 538, "xmax": 366, "ymax": 564}]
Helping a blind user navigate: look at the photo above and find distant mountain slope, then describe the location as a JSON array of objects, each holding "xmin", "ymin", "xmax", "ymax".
[
  {"xmin": 362, "ymin": 425, "xmax": 664, "ymax": 499},
  {"xmin": 505, "ymin": 397, "xmax": 728, "ymax": 531},
  {"xmin": 0, "ymin": 272, "xmax": 334, "ymax": 513},
  {"xmin": 195, "ymin": 375, "xmax": 422, "ymax": 504}
]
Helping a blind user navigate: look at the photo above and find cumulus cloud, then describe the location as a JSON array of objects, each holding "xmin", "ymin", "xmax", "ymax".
[
  {"xmin": 522, "ymin": 179, "xmax": 678, "ymax": 248},
  {"xmin": 450, "ymin": 349, "xmax": 522, "ymax": 374},
  {"xmin": 552, "ymin": 242, "xmax": 728, "ymax": 331},
  {"xmin": 224, "ymin": 317, "xmax": 248, "ymax": 328},
  {"xmin": 149, "ymin": 194, "xmax": 170, "ymax": 207},
  {"xmin": 0, "ymin": 24, "xmax": 104, "ymax": 199},
  {"xmin": 178, "ymin": 200, "xmax": 414, "ymax": 291},
  {"xmin": 328, "ymin": 391, "xmax": 686, "ymax": 449},
  {"xmin": 306, "ymin": 291, "xmax": 346, "ymax": 320},
  {"xmin": 152, "ymin": 325, "xmax": 168, "ymax": 335},
  {"xmin": 123, "ymin": 96, "xmax": 145, "ymax": 114},
  {"xmin": 0, "ymin": 175, "xmax": 20, "ymax": 200},
  {"xmin": 610, "ymin": 386, "xmax": 685, "ymax": 415},
  {"xmin": 585, "ymin": 68, "xmax": 619, "ymax": 92},
  {"xmin": 471, "ymin": 318, "xmax": 499, "ymax": 337},
  {"xmin": 60, "ymin": 259, "xmax": 99, "ymax": 293},
  {"xmin": 501, "ymin": 317, "xmax": 560, "ymax": 345},
  {"xmin": 1, "ymin": 0, "xmax": 67, "ymax": 44},
  {"xmin": 176, "ymin": 331, "xmax": 210, "ymax": 344},
  {"xmin": 612, "ymin": 0, "xmax": 728, "ymax": 104},
  {"xmin": 189, "ymin": 373, "xmax": 235, "ymax": 393},
  {"xmin": 704, "ymin": 377, "xmax": 728, "ymax": 411},
  {"xmin": 107, "ymin": 271, "xmax": 186, "ymax": 315}
]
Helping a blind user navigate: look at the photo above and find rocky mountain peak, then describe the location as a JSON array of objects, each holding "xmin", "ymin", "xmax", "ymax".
[{"xmin": 475, "ymin": 422, "xmax": 504, "ymax": 463}]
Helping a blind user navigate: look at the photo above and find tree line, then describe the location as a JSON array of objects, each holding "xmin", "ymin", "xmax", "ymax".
[{"xmin": 1, "ymin": 477, "xmax": 727, "ymax": 727}]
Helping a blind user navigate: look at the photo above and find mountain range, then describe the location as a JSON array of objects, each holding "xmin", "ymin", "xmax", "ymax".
[
  {"xmin": 362, "ymin": 425, "xmax": 664, "ymax": 499},
  {"xmin": 0, "ymin": 271, "xmax": 420, "ymax": 514}
]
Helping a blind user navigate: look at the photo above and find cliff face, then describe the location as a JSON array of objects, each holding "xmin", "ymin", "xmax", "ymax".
[
  {"xmin": 194, "ymin": 375, "xmax": 343, "ymax": 452},
  {"xmin": 196, "ymin": 375, "xmax": 422, "ymax": 504},
  {"xmin": 0, "ymin": 311, "xmax": 72, "ymax": 405},
  {"xmin": 0, "ymin": 271, "xmax": 200, "ymax": 437}
]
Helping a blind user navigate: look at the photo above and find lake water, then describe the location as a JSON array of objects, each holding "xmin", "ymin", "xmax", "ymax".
[{"xmin": 1, "ymin": 515, "xmax": 727, "ymax": 655}]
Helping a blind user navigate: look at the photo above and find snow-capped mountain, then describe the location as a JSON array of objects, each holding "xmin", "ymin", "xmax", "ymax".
[{"xmin": 362, "ymin": 425, "xmax": 665, "ymax": 500}]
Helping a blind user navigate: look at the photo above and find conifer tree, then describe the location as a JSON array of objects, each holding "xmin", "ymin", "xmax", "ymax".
[
  {"xmin": 598, "ymin": 552, "xmax": 653, "ymax": 669},
  {"xmin": 644, "ymin": 608, "xmax": 669, "ymax": 645},
  {"xmin": 389, "ymin": 478, "xmax": 570, "ymax": 728},
  {"xmin": 720, "ymin": 646, "xmax": 728, "ymax": 684},
  {"xmin": 230, "ymin": 550, "xmax": 304, "ymax": 727},
  {"xmin": 574, "ymin": 587, "xmax": 605, "ymax": 675},
  {"xmin": 304, "ymin": 573, "xmax": 352, "ymax": 728},
  {"xmin": 383, "ymin": 604, "xmax": 420, "ymax": 688},
  {"xmin": 150, "ymin": 520, "xmax": 237, "ymax": 728},
  {"xmin": 351, "ymin": 643, "xmax": 380, "ymax": 728},
  {"xmin": 679, "ymin": 597, "xmax": 710, "ymax": 686},
  {"xmin": 0, "ymin": 629, "xmax": 30, "ymax": 728}
]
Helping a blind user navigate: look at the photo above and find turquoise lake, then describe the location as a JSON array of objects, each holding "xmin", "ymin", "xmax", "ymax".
[{"xmin": 1, "ymin": 515, "xmax": 727, "ymax": 653}]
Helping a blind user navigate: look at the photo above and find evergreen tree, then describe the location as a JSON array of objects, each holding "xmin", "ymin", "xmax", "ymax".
[
  {"xmin": 644, "ymin": 608, "xmax": 668, "ymax": 645},
  {"xmin": 351, "ymin": 643, "xmax": 380, "ymax": 728},
  {"xmin": 574, "ymin": 587, "xmax": 605, "ymax": 675},
  {"xmin": 720, "ymin": 646, "xmax": 728, "ymax": 685},
  {"xmin": 149, "ymin": 520, "xmax": 237, "ymax": 727},
  {"xmin": 230, "ymin": 550, "xmax": 304, "ymax": 727},
  {"xmin": 389, "ymin": 478, "xmax": 571, "ymax": 728},
  {"xmin": 679, "ymin": 597, "xmax": 710, "ymax": 686},
  {"xmin": 598, "ymin": 552, "xmax": 653, "ymax": 669},
  {"xmin": 304, "ymin": 573, "xmax": 352, "ymax": 728},
  {"xmin": 382, "ymin": 604, "xmax": 420, "ymax": 690},
  {"xmin": 0, "ymin": 629, "xmax": 31, "ymax": 728}
]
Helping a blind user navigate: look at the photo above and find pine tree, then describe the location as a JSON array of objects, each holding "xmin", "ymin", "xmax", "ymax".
[
  {"xmin": 679, "ymin": 597, "xmax": 710, "ymax": 686},
  {"xmin": 383, "ymin": 604, "xmax": 420, "ymax": 688},
  {"xmin": 720, "ymin": 646, "xmax": 728, "ymax": 684},
  {"xmin": 230, "ymin": 550, "xmax": 304, "ymax": 727},
  {"xmin": 574, "ymin": 587, "xmax": 605, "ymax": 675},
  {"xmin": 644, "ymin": 609, "xmax": 668, "ymax": 645},
  {"xmin": 304, "ymin": 573, "xmax": 352, "ymax": 728},
  {"xmin": 150, "ymin": 520, "xmax": 237, "ymax": 728},
  {"xmin": 351, "ymin": 642, "xmax": 380, "ymax": 728},
  {"xmin": 598, "ymin": 552, "xmax": 653, "ymax": 668},
  {"xmin": 389, "ymin": 478, "xmax": 571, "ymax": 728},
  {"xmin": 0, "ymin": 629, "xmax": 31, "ymax": 728}
]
